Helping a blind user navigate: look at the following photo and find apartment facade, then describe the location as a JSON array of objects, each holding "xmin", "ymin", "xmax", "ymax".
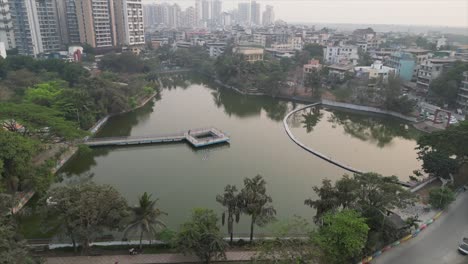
[
  {"xmin": 10, "ymin": 0, "xmax": 43, "ymax": 55},
  {"xmin": 115, "ymin": 0, "xmax": 144, "ymax": 46},
  {"xmin": 458, "ymin": 72, "xmax": 468, "ymax": 111},
  {"xmin": 385, "ymin": 52, "xmax": 416, "ymax": 81},
  {"xmin": 416, "ymin": 58, "xmax": 455, "ymax": 91},
  {"xmin": 0, "ymin": 0, "xmax": 15, "ymax": 50},
  {"xmin": 262, "ymin": 5, "xmax": 274, "ymax": 26},
  {"xmin": 76, "ymin": 0, "xmax": 117, "ymax": 48},
  {"xmin": 323, "ymin": 45, "xmax": 359, "ymax": 65},
  {"xmin": 250, "ymin": 1, "xmax": 260, "ymax": 25}
]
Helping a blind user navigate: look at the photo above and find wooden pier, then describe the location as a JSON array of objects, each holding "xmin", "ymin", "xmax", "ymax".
[{"xmin": 84, "ymin": 127, "xmax": 230, "ymax": 148}]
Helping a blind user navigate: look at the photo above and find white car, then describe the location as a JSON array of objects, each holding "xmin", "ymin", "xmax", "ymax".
[{"xmin": 459, "ymin": 237, "xmax": 468, "ymax": 255}]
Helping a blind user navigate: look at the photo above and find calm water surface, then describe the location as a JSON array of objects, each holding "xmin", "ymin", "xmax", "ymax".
[{"xmin": 60, "ymin": 80, "xmax": 421, "ymax": 235}]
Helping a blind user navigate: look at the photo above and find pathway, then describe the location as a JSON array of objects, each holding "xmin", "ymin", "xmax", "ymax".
[
  {"xmin": 45, "ymin": 251, "xmax": 256, "ymax": 264},
  {"xmin": 372, "ymin": 191, "xmax": 468, "ymax": 264}
]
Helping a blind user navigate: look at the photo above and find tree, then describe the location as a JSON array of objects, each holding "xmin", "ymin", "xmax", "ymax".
[
  {"xmin": 305, "ymin": 173, "xmax": 415, "ymax": 228},
  {"xmin": 417, "ymin": 120, "xmax": 468, "ymax": 177},
  {"xmin": 216, "ymin": 185, "xmax": 242, "ymax": 244},
  {"xmin": 174, "ymin": 208, "xmax": 227, "ymax": 264},
  {"xmin": 428, "ymin": 187, "xmax": 455, "ymax": 209},
  {"xmin": 420, "ymin": 151, "xmax": 459, "ymax": 179},
  {"xmin": 0, "ymin": 103, "xmax": 86, "ymax": 141},
  {"xmin": 0, "ymin": 130, "xmax": 39, "ymax": 193},
  {"xmin": 45, "ymin": 182, "xmax": 129, "ymax": 254},
  {"xmin": 304, "ymin": 69, "xmax": 322, "ymax": 97},
  {"xmin": 304, "ymin": 179, "xmax": 338, "ymax": 223},
  {"xmin": 357, "ymin": 48, "xmax": 373, "ymax": 66},
  {"xmin": 314, "ymin": 210, "xmax": 369, "ymax": 264},
  {"xmin": 0, "ymin": 194, "xmax": 36, "ymax": 263},
  {"xmin": 24, "ymin": 81, "xmax": 66, "ymax": 107},
  {"xmin": 124, "ymin": 192, "xmax": 167, "ymax": 249},
  {"xmin": 99, "ymin": 53, "xmax": 145, "ymax": 73},
  {"xmin": 240, "ymin": 175, "xmax": 276, "ymax": 242},
  {"xmin": 429, "ymin": 61, "xmax": 468, "ymax": 107}
]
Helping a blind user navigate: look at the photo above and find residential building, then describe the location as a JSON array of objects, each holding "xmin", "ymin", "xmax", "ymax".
[
  {"xmin": 75, "ymin": 0, "xmax": 117, "ymax": 48},
  {"xmin": 436, "ymin": 36, "xmax": 447, "ymax": 50},
  {"xmin": 0, "ymin": 42, "xmax": 6, "ymax": 58},
  {"xmin": 207, "ymin": 42, "xmax": 226, "ymax": 57},
  {"xmin": 303, "ymin": 59, "xmax": 321, "ymax": 73},
  {"xmin": 211, "ymin": 0, "xmax": 222, "ymax": 24},
  {"xmin": 220, "ymin": 12, "xmax": 231, "ymax": 27},
  {"xmin": 0, "ymin": 0, "xmax": 15, "ymax": 50},
  {"xmin": 327, "ymin": 64, "xmax": 354, "ymax": 80},
  {"xmin": 288, "ymin": 36, "xmax": 302, "ymax": 50},
  {"xmin": 416, "ymin": 58, "xmax": 455, "ymax": 91},
  {"xmin": 234, "ymin": 46, "xmax": 264, "ymax": 62},
  {"xmin": 385, "ymin": 52, "xmax": 416, "ymax": 81},
  {"xmin": 262, "ymin": 5, "xmax": 274, "ymax": 26},
  {"xmin": 250, "ymin": 1, "xmax": 260, "ymax": 25},
  {"xmin": 323, "ymin": 45, "xmax": 359, "ymax": 65},
  {"xmin": 354, "ymin": 60, "xmax": 396, "ymax": 81},
  {"xmin": 36, "ymin": 0, "xmax": 62, "ymax": 52},
  {"xmin": 10, "ymin": 0, "xmax": 61, "ymax": 55},
  {"xmin": 114, "ymin": 0, "xmax": 145, "ymax": 46},
  {"xmin": 201, "ymin": 0, "xmax": 209, "ymax": 21},
  {"xmin": 180, "ymin": 6, "xmax": 197, "ymax": 28},
  {"xmin": 167, "ymin": 4, "xmax": 181, "ymax": 28},
  {"xmin": 237, "ymin": 3, "xmax": 250, "ymax": 25},
  {"xmin": 65, "ymin": 0, "xmax": 81, "ymax": 44},
  {"xmin": 458, "ymin": 72, "xmax": 468, "ymax": 111}
]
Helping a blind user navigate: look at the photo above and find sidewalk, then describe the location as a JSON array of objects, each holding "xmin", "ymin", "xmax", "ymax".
[{"xmin": 45, "ymin": 251, "xmax": 256, "ymax": 264}]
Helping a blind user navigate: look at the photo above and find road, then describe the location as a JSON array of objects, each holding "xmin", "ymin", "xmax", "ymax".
[{"xmin": 373, "ymin": 191, "xmax": 468, "ymax": 264}]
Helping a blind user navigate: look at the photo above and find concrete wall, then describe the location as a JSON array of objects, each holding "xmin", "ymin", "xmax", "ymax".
[{"xmin": 321, "ymin": 99, "xmax": 417, "ymax": 122}]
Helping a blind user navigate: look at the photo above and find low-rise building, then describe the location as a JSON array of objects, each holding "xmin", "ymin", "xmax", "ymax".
[
  {"xmin": 327, "ymin": 64, "xmax": 354, "ymax": 80},
  {"xmin": 233, "ymin": 46, "xmax": 264, "ymax": 62},
  {"xmin": 207, "ymin": 42, "xmax": 227, "ymax": 57},
  {"xmin": 385, "ymin": 52, "xmax": 416, "ymax": 81},
  {"xmin": 416, "ymin": 58, "xmax": 455, "ymax": 92},
  {"xmin": 458, "ymin": 72, "xmax": 468, "ymax": 111},
  {"xmin": 323, "ymin": 45, "xmax": 359, "ymax": 65},
  {"xmin": 354, "ymin": 60, "xmax": 396, "ymax": 81},
  {"xmin": 303, "ymin": 59, "xmax": 321, "ymax": 73}
]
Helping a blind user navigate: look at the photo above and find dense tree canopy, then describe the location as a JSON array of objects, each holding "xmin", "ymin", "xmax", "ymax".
[
  {"xmin": 428, "ymin": 187, "xmax": 455, "ymax": 209},
  {"xmin": 175, "ymin": 208, "xmax": 227, "ymax": 264},
  {"xmin": 0, "ymin": 130, "xmax": 39, "ymax": 193},
  {"xmin": 429, "ymin": 61, "xmax": 468, "ymax": 107},
  {"xmin": 305, "ymin": 173, "xmax": 415, "ymax": 223},
  {"xmin": 314, "ymin": 210, "xmax": 369, "ymax": 264},
  {"xmin": 45, "ymin": 182, "xmax": 129, "ymax": 253},
  {"xmin": 240, "ymin": 175, "xmax": 276, "ymax": 242},
  {"xmin": 0, "ymin": 103, "xmax": 85, "ymax": 141}
]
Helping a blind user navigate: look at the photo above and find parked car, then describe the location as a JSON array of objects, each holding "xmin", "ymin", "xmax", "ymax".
[{"xmin": 458, "ymin": 237, "xmax": 468, "ymax": 255}]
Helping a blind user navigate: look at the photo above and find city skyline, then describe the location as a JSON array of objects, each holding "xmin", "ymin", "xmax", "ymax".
[{"xmin": 142, "ymin": 0, "xmax": 468, "ymax": 28}]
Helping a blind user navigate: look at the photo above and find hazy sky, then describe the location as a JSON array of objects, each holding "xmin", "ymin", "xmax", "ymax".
[{"xmin": 143, "ymin": 0, "xmax": 468, "ymax": 28}]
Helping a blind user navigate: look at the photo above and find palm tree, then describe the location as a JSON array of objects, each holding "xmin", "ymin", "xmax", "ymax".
[
  {"xmin": 240, "ymin": 175, "xmax": 276, "ymax": 243},
  {"xmin": 124, "ymin": 192, "xmax": 167, "ymax": 249},
  {"xmin": 216, "ymin": 185, "xmax": 242, "ymax": 244}
]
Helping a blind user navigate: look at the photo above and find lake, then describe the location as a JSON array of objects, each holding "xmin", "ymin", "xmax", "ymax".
[{"xmin": 59, "ymin": 78, "xmax": 421, "ymax": 235}]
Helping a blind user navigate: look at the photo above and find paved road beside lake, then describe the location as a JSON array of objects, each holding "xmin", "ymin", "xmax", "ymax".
[
  {"xmin": 373, "ymin": 191, "xmax": 468, "ymax": 264},
  {"xmin": 45, "ymin": 251, "xmax": 256, "ymax": 264}
]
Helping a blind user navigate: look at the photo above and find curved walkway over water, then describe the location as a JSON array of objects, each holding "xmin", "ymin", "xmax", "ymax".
[{"xmin": 283, "ymin": 103, "xmax": 364, "ymax": 174}]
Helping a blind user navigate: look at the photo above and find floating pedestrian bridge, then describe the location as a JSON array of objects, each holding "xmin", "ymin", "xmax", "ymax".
[{"xmin": 84, "ymin": 127, "xmax": 230, "ymax": 148}]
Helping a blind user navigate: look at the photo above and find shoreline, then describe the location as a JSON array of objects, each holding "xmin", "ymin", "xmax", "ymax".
[
  {"xmin": 14, "ymin": 92, "xmax": 158, "ymax": 213},
  {"xmin": 211, "ymin": 76, "xmax": 420, "ymax": 124}
]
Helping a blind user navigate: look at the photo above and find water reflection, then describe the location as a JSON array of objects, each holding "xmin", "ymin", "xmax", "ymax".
[
  {"xmin": 300, "ymin": 106, "xmax": 323, "ymax": 133},
  {"xmin": 326, "ymin": 108, "xmax": 419, "ymax": 148},
  {"xmin": 97, "ymin": 99, "xmax": 158, "ymax": 137},
  {"xmin": 210, "ymin": 87, "xmax": 290, "ymax": 121}
]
